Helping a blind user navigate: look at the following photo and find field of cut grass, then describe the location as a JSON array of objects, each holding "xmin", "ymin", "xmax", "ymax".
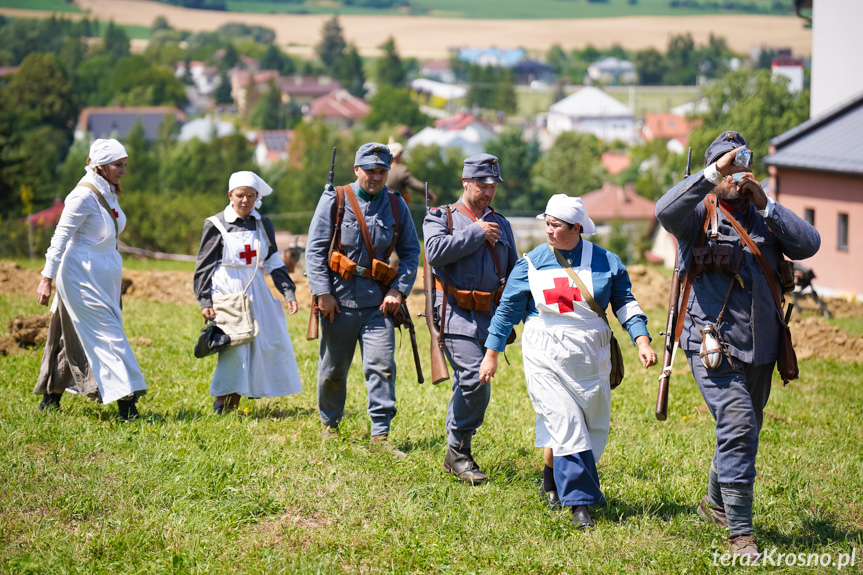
[{"xmin": 0, "ymin": 257, "xmax": 860, "ymax": 573}]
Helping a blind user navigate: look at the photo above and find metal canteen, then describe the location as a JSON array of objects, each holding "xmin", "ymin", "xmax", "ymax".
[{"xmin": 700, "ymin": 324, "xmax": 722, "ymax": 370}]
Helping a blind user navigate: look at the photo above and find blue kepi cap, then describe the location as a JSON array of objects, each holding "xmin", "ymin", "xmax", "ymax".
[
  {"xmin": 354, "ymin": 142, "xmax": 392, "ymax": 170},
  {"xmin": 704, "ymin": 131, "xmax": 748, "ymax": 167},
  {"xmin": 462, "ymin": 153, "xmax": 503, "ymax": 184}
]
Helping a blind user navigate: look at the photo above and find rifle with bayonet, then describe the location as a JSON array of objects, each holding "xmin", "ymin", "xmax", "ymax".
[
  {"xmin": 306, "ymin": 147, "xmax": 337, "ymax": 341},
  {"xmin": 655, "ymin": 147, "xmax": 691, "ymax": 421},
  {"xmin": 422, "ymin": 182, "xmax": 450, "ymax": 384}
]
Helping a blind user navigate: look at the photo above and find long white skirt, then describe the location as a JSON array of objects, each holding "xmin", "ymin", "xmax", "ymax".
[{"xmin": 210, "ymin": 267, "xmax": 302, "ymax": 398}]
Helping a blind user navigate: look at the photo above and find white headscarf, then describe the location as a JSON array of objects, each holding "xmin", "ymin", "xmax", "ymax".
[
  {"xmin": 88, "ymin": 138, "xmax": 127, "ymax": 167},
  {"xmin": 228, "ymin": 171, "xmax": 273, "ymax": 210},
  {"xmin": 536, "ymin": 194, "xmax": 597, "ymax": 238}
]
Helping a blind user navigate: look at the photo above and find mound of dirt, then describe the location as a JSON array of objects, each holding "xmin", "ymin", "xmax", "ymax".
[
  {"xmin": 8, "ymin": 314, "xmax": 51, "ymax": 346},
  {"xmin": 790, "ymin": 317, "xmax": 863, "ymax": 364},
  {"xmin": 627, "ymin": 265, "xmax": 673, "ymax": 311},
  {"xmin": 792, "ymin": 294, "xmax": 863, "ymax": 319},
  {"xmin": 0, "ymin": 261, "xmax": 37, "ymax": 297}
]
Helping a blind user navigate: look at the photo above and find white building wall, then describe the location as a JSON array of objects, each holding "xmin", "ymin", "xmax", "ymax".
[
  {"xmin": 811, "ymin": 0, "xmax": 863, "ymax": 117},
  {"xmin": 547, "ymin": 113, "xmax": 635, "ymax": 143}
]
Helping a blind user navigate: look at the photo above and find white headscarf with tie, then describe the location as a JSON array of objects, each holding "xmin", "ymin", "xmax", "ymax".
[
  {"xmin": 536, "ymin": 194, "xmax": 597, "ymax": 238},
  {"xmin": 229, "ymin": 171, "xmax": 273, "ymax": 210}
]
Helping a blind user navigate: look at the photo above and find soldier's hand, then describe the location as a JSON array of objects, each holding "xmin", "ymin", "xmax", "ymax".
[
  {"xmin": 318, "ymin": 294, "xmax": 340, "ymax": 323},
  {"xmin": 737, "ymin": 175, "xmax": 768, "ymax": 210},
  {"xmin": 476, "ymin": 220, "xmax": 501, "ymax": 244},
  {"xmin": 379, "ymin": 288, "xmax": 404, "ymax": 317},
  {"xmin": 286, "ymin": 301, "xmax": 298, "ymax": 315},
  {"xmin": 716, "ymin": 146, "xmax": 749, "ymax": 178}
]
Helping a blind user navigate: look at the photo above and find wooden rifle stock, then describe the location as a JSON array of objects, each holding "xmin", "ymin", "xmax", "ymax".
[
  {"xmin": 423, "ymin": 181, "xmax": 450, "ymax": 385},
  {"xmin": 398, "ymin": 303, "xmax": 424, "ymax": 384},
  {"xmin": 656, "ymin": 147, "xmax": 692, "ymax": 421},
  {"xmin": 306, "ymin": 148, "xmax": 337, "ymax": 341}
]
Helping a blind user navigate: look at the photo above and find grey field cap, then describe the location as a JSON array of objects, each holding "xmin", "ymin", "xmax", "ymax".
[
  {"xmin": 704, "ymin": 131, "xmax": 748, "ymax": 166},
  {"xmin": 354, "ymin": 142, "xmax": 393, "ymax": 170},
  {"xmin": 462, "ymin": 153, "xmax": 504, "ymax": 184}
]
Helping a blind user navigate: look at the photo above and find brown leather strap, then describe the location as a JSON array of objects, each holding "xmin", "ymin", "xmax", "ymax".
[
  {"xmin": 343, "ymin": 186, "xmax": 378, "ymax": 261},
  {"xmin": 329, "ymin": 186, "xmax": 347, "ymax": 260},
  {"xmin": 451, "ymin": 202, "xmax": 504, "ymax": 281},
  {"xmin": 438, "ymin": 207, "xmax": 453, "ymax": 350},
  {"xmin": 79, "ymin": 182, "xmax": 119, "ymax": 250},
  {"xmin": 674, "ymin": 194, "xmax": 715, "ymax": 341},
  {"xmin": 552, "ymin": 247, "xmax": 609, "ymax": 325},
  {"xmin": 717, "ymin": 203, "xmax": 784, "ymax": 313}
]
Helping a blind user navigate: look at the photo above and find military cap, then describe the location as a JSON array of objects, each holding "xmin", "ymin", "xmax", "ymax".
[
  {"xmin": 704, "ymin": 131, "xmax": 749, "ymax": 167},
  {"xmin": 354, "ymin": 142, "xmax": 392, "ymax": 170},
  {"xmin": 462, "ymin": 153, "xmax": 504, "ymax": 184}
]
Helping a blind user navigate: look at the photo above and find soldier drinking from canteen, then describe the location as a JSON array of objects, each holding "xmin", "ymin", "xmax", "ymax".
[
  {"xmin": 423, "ymin": 153, "xmax": 518, "ymax": 484},
  {"xmin": 655, "ymin": 131, "xmax": 820, "ymax": 560},
  {"xmin": 306, "ymin": 143, "xmax": 421, "ymax": 457}
]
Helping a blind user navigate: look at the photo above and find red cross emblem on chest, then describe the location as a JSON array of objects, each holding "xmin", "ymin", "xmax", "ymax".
[
  {"xmin": 111, "ymin": 208, "xmax": 119, "ymax": 218},
  {"xmin": 239, "ymin": 244, "xmax": 257, "ymax": 265},
  {"xmin": 543, "ymin": 276, "xmax": 582, "ymax": 313}
]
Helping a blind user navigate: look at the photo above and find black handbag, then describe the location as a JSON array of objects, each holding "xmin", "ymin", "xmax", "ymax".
[{"xmin": 194, "ymin": 321, "xmax": 231, "ymax": 359}]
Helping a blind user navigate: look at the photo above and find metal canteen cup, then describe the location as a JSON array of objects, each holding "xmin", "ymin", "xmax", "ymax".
[{"xmin": 699, "ymin": 323, "xmax": 722, "ymax": 370}]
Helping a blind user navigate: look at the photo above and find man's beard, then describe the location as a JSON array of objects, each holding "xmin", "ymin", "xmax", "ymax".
[{"xmin": 714, "ymin": 180, "xmax": 748, "ymax": 211}]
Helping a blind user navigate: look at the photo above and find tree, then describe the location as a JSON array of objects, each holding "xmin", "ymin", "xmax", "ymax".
[
  {"xmin": 1, "ymin": 52, "xmax": 77, "ymax": 132},
  {"xmin": 260, "ymin": 44, "xmax": 283, "ymax": 71},
  {"xmin": 375, "ymin": 36, "xmax": 405, "ymax": 88},
  {"xmin": 316, "ymin": 15, "xmax": 346, "ymax": 76},
  {"xmin": 102, "ymin": 21, "xmax": 130, "ymax": 59},
  {"xmin": 151, "ymin": 16, "xmax": 172, "ymax": 32},
  {"xmin": 214, "ymin": 72, "xmax": 233, "ymax": 105},
  {"xmin": 249, "ymin": 80, "xmax": 283, "ymax": 129},
  {"xmin": 546, "ymin": 45, "xmax": 566, "ymax": 75},
  {"xmin": 532, "ymin": 131, "xmax": 604, "ymax": 200},
  {"xmin": 405, "ymin": 144, "xmax": 465, "ymax": 207},
  {"xmin": 337, "ymin": 44, "xmax": 366, "ymax": 99},
  {"xmin": 220, "ymin": 43, "xmax": 238, "ymax": 73},
  {"xmin": 634, "ymin": 48, "xmax": 667, "ymax": 86},
  {"xmin": 689, "ymin": 69, "xmax": 809, "ymax": 175},
  {"xmin": 119, "ymin": 120, "xmax": 159, "ymax": 195},
  {"xmin": 485, "ymin": 128, "xmax": 543, "ymax": 212},
  {"xmin": 494, "ymin": 69, "xmax": 518, "ymax": 115},
  {"xmin": 365, "ymin": 86, "xmax": 430, "ymax": 133},
  {"xmin": 665, "ymin": 33, "xmax": 696, "ymax": 85}
]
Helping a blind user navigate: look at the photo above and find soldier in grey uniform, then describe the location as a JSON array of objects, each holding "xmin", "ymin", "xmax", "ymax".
[
  {"xmin": 655, "ymin": 131, "xmax": 820, "ymax": 559},
  {"xmin": 423, "ymin": 153, "xmax": 518, "ymax": 483},
  {"xmin": 306, "ymin": 143, "xmax": 421, "ymax": 456}
]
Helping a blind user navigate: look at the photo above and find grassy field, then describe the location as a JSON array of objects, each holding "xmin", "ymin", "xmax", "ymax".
[
  {"xmin": 1, "ymin": 266, "xmax": 861, "ymax": 573},
  {"xmin": 0, "ymin": 0, "xmax": 81, "ymax": 12},
  {"xmin": 515, "ymin": 85, "xmax": 702, "ymax": 119},
  {"xmin": 221, "ymin": 0, "xmax": 790, "ymax": 19}
]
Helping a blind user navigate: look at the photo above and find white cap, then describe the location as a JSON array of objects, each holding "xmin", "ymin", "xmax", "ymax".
[
  {"xmin": 88, "ymin": 138, "xmax": 127, "ymax": 167},
  {"xmin": 228, "ymin": 171, "xmax": 272, "ymax": 196},
  {"xmin": 536, "ymin": 194, "xmax": 597, "ymax": 238}
]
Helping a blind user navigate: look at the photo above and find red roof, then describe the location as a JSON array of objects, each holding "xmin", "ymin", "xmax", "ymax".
[
  {"xmin": 600, "ymin": 151, "xmax": 632, "ymax": 176},
  {"xmin": 28, "ymin": 199, "xmax": 64, "ymax": 229},
  {"xmin": 434, "ymin": 112, "xmax": 487, "ymax": 131},
  {"xmin": 580, "ymin": 183, "xmax": 656, "ymax": 222},
  {"xmin": 306, "ymin": 89, "xmax": 370, "ymax": 120},
  {"xmin": 279, "ymin": 75, "xmax": 341, "ymax": 96},
  {"xmin": 641, "ymin": 113, "xmax": 694, "ymax": 141}
]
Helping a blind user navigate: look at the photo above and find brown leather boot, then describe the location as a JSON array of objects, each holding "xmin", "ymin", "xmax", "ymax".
[
  {"xmin": 729, "ymin": 534, "xmax": 760, "ymax": 562},
  {"xmin": 443, "ymin": 446, "xmax": 487, "ymax": 485},
  {"xmin": 697, "ymin": 494, "xmax": 728, "ymax": 527}
]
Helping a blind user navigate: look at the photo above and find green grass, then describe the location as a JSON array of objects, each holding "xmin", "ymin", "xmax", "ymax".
[
  {"xmin": 1, "ymin": 292, "xmax": 861, "ymax": 573},
  {"xmin": 0, "ymin": 0, "xmax": 81, "ymax": 12},
  {"xmin": 220, "ymin": 0, "xmax": 792, "ymax": 18}
]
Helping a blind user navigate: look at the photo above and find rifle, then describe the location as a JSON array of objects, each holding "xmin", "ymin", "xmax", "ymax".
[
  {"xmin": 306, "ymin": 147, "xmax": 338, "ymax": 340},
  {"xmin": 395, "ymin": 303, "xmax": 424, "ymax": 384},
  {"xmin": 422, "ymin": 182, "xmax": 450, "ymax": 384},
  {"xmin": 655, "ymin": 147, "xmax": 691, "ymax": 421}
]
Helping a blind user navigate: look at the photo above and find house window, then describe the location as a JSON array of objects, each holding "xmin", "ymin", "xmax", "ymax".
[
  {"xmin": 838, "ymin": 213, "xmax": 849, "ymax": 251},
  {"xmin": 804, "ymin": 208, "xmax": 814, "ymax": 226}
]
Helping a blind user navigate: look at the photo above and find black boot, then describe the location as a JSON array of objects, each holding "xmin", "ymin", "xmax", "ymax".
[
  {"xmin": 443, "ymin": 446, "xmax": 488, "ymax": 485},
  {"xmin": 571, "ymin": 505, "xmax": 594, "ymax": 530},
  {"xmin": 39, "ymin": 393, "xmax": 61, "ymax": 411},
  {"xmin": 117, "ymin": 399, "xmax": 139, "ymax": 422}
]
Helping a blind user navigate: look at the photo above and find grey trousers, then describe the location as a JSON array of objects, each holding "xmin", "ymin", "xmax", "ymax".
[
  {"xmin": 317, "ymin": 306, "xmax": 397, "ymax": 436},
  {"xmin": 443, "ymin": 335, "xmax": 490, "ymax": 451}
]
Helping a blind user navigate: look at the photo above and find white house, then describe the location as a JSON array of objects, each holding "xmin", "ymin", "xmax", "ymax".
[
  {"xmin": 547, "ymin": 86, "xmax": 635, "ymax": 143},
  {"xmin": 587, "ymin": 57, "xmax": 637, "ymax": 85},
  {"xmin": 406, "ymin": 112, "xmax": 496, "ymax": 158}
]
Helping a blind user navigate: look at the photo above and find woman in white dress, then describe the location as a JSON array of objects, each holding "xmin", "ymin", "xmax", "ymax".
[
  {"xmin": 35, "ymin": 138, "xmax": 147, "ymax": 421},
  {"xmin": 193, "ymin": 171, "xmax": 303, "ymax": 414},
  {"xmin": 480, "ymin": 194, "xmax": 658, "ymax": 529}
]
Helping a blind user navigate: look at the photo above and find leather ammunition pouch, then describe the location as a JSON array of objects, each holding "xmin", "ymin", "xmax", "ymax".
[
  {"xmin": 328, "ymin": 252, "xmax": 397, "ymax": 285},
  {"xmin": 435, "ymin": 278, "xmax": 502, "ymax": 312},
  {"xmin": 693, "ymin": 243, "xmax": 734, "ymax": 274},
  {"xmin": 329, "ymin": 251, "xmax": 357, "ymax": 280}
]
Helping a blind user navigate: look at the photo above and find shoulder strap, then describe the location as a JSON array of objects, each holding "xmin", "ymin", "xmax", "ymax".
[
  {"xmin": 384, "ymin": 192, "xmax": 400, "ymax": 260},
  {"xmin": 329, "ymin": 186, "xmax": 347, "ymax": 259},
  {"xmin": 79, "ymin": 182, "xmax": 118, "ymax": 250},
  {"xmin": 674, "ymin": 194, "xmax": 715, "ymax": 341},
  {"xmin": 451, "ymin": 203, "xmax": 504, "ymax": 281},
  {"xmin": 552, "ymin": 246, "xmax": 609, "ymax": 325},
  {"xmin": 343, "ymin": 185, "xmax": 378, "ymax": 262}
]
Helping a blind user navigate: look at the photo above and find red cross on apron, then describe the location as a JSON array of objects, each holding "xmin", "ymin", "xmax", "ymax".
[
  {"xmin": 239, "ymin": 244, "xmax": 257, "ymax": 265},
  {"xmin": 543, "ymin": 276, "xmax": 582, "ymax": 313},
  {"xmin": 111, "ymin": 208, "xmax": 119, "ymax": 218}
]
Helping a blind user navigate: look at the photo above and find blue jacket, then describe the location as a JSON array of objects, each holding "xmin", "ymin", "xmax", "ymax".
[
  {"xmin": 306, "ymin": 182, "xmax": 420, "ymax": 309},
  {"xmin": 423, "ymin": 200, "xmax": 518, "ymax": 340},
  {"xmin": 655, "ymin": 168, "xmax": 820, "ymax": 365},
  {"xmin": 486, "ymin": 241, "xmax": 649, "ymax": 352}
]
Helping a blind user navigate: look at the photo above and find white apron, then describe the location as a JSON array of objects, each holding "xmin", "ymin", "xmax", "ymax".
[
  {"xmin": 53, "ymin": 188, "xmax": 147, "ymax": 404},
  {"xmin": 208, "ymin": 217, "xmax": 302, "ymax": 399},
  {"xmin": 522, "ymin": 242, "xmax": 612, "ymax": 459}
]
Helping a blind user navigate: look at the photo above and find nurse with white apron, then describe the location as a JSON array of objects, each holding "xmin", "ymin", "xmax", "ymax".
[
  {"xmin": 193, "ymin": 172, "xmax": 302, "ymax": 414},
  {"xmin": 481, "ymin": 194, "xmax": 657, "ymax": 529},
  {"xmin": 35, "ymin": 139, "xmax": 147, "ymax": 421}
]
